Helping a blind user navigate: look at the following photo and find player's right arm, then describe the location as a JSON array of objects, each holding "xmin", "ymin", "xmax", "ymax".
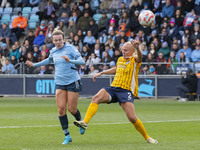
[
  {"xmin": 26, "ymin": 57, "xmax": 53, "ymax": 68},
  {"xmin": 93, "ymin": 67, "xmax": 116, "ymax": 82}
]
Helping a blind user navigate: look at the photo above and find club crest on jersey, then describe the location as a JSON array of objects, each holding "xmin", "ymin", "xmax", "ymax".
[
  {"xmin": 126, "ymin": 61, "xmax": 130, "ymax": 64},
  {"xmin": 63, "ymin": 50, "xmax": 67, "ymax": 54}
]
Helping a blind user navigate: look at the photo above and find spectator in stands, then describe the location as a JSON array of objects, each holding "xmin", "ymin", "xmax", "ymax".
[
  {"xmin": 47, "ymin": 21, "xmax": 54, "ymax": 35},
  {"xmin": 78, "ymin": 64, "xmax": 90, "ymax": 75},
  {"xmin": 174, "ymin": 9, "xmax": 184, "ymax": 28},
  {"xmin": 167, "ymin": 51, "xmax": 178, "ymax": 73},
  {"xmin": 156, "ymin": 52, "xmax": 167, "ymax": 74},
  {"xmin": 0, "ymin": 52, "xmax": 6, "ymax": 67},
  {"xmin": 139, "ymin": 42, "xmax": 148, "ymax": 62},
  {"xmin": 83, "ymin": 2, "xmax": 94, "ymax": 17},
  {"xmin": 81, "ymin": 45, "xmax": 91, "ymax": 59},
  {"xmin": 167, "ymin": 18, "xmax": 180, "ymax": 40},
  {"xmin": 33, "ymin": 30, "xmax": 46, "ymax": 48},
  {"xmin": 83, "ymin": 30, "xmax": 96, "ymax": 48},
  {"xmin": 33, "ymin": 46, "xmax": 40, "ymax": 62},
  {"xmin": 115, "ymin": 31, "xmax": 128, "ymax": 49},
  {"xmin": 112, "ymin": 49, "xmax": 121, "ymax": 64},
  {"xmin": 157, "ymin": 42, "xmax": 170, "ymax": 60},
  {"xmin": 77, "ymin": 29, "xmax": 84, "ymax": 43},
  {"xmin": 117, "ymin": 2, "xmax": 129, "ymax": 17},
  {"xmin": 175, "ymin": 0, "xmax": 185, "ymax": 17},
  {"xmin": 49, "ymin": 11, "xmax": 58, "ymax": 27},
  {"xmin": 105, "ymin": 37, "xmax": 115, "ymax": 50},
  {"xmin": 77, "ymin": 11, "xmax": 91, "ymax": 32},
  {"xmin": 101, "ymin": 51, "xmax": 112, "ymax": 63},
  {"xmin": 86, "ymin": 53, "xmax": 101, "ymax": 67},
  {"xmin": 30, "ymin": 0, "xmax": 41, "ymax": 7},
  {"xmin": 17, "ymin": 0, "xmax": 29, "ymax": 7},
  {"xmin": 19, "ymin": 46, "xmax": 27, "ymax": 62},
  {"xmin": 171, "ymin": 42, "xmax": 180, "ymax": 54},
  {"xmin": 66, "ymin": 20, "xmax": 77, "ymax": 37},
  {"xmin": 36, "ymin": 20, "xmax": 48, "ymax": 37},
  {"xmin": 88, "ymin": 65, "xmax": 99, "ymax": 76},
  {"xmin": 159, "ymin": 28, "xmax": 170, "ymax": 45},
  {"xmin": 11, "ymin": 12, "xmax": 27, "ymax": 39},
  {"xmin": 66, "ymin": 31, "xmax": 75, "ymax": 43},
  {"xmin": 71, "ymin": 3, "xmax": 81, "ymax": 17},
  {"xmin": 99, "ymin": 30, "xmax": 108, "ymax": 45},
  {"xmin": 140, "ymin": 2, "xmax": 150, "ymax": 12},
  {"xmin": 2, "ymin": 58, "xmax": 17, "ymax": 74},
  {"xmin": 190, "ymin": 25, "xmax": 200, "ymax": 48},
  {"xmin": 103, "ymin": 44, "xmax": 114, "ymax": 58},
  {"xmin": 107, "ymin": 18, "xmax": 117, "ymax": 34},
  {"xmin": 38, "ymin": 51, "xmax": 47, "ymax": 62},
  {"xmin": 86, "ymin": 19, "xmax": 98, "ymax": 39},
  {"xmin": 129, "ymin": 0, "xmax": 142, "ymax": 16},
  {"xmin": 59, "ymin": 2, "xmax": 71, "ymax": 17},
  {"xmin": 108, "ymin": 30, "xmax": 116, "ymax": 41},
  {"xmin": 151, "ymin": 0, "xmax": 162, "ymax": 13},
  {"xmin": 135, "ymin": 30, "xmax": 147, "ymax": 43},
  {"xmin": 195, "ymin": 0, "xmax": 200, "ymax": 15},
  {"xmin": 98, "ymin": 11, "xmax": 110, "ymax": 33},
  {"xmin": 116, "ymin": 20, "xmax": 131, "ymax": 37},
  {"xmin": 69, "ymin": 11, "xmax": 78, "ymax": 24},
  {"xmin": 37, "ymin": 0, "xmax": 48, "ymax": 20},
  {"xmin": 177, "ymin": 69, "xmax": 198, "ymax": 102},
  {"xmin": 23, "ymin": 40, "xmax": 33, "ymax": 52},
  {"xmin": 184, "ymin": 0, "xmax": 195, "ymax": 13},
  {"xmin": 0, "ymin": 43, "xmax": 9, "ymax": 58},
  {"xmin": 0, "ymin": 23, "xmax": 11, "ymax": 49},
  {"xmin": 177, "ymin": 52, "xmax": 190, "ymax": 67},
  {"xmin": 40, "ymin": 44, "xmax": 49, "ymax": 55},
  {"xmin": 24, "ymin": 31, "xmax": 35, "ymax": 46},
  {"xmin": 92, "ymin": 43, "xmax": 102, "ymax": 58},
  {"xmin": 57, "ymin": 21, "xmax": 67, "ymax": 35},
  {"xmin": 9, "ymin": 44, "xmax": 20, "ymax": 61},
  {"xmin": 148, "ymin": 42, "xmax": 158, "ymax": 59},
  {"xmin": 72, "ymin": 35, "xmax": 83, "ymax": 51},
  {"xmin": 191, "ymin": 44, "xmax": 200, "ymax": 62},
  {"xmin": 183, "ymin": 9, "xmax": 197, "ymax": 29},
  {"xmin": 44, "ymin": 0, "xmax": 55, "ymax": 19},
  {"xmin": 1, "ymin": 0, "xmax": 12, "ymax": 7},
  {"xmin": 57, "ymin": 12, "xmax": 69, "ymax": 27},
  {"xmin": 176, "ymin": 43, "xmax": 192, "ymax": 60},
  {"xmin": 161, "ymin": 0, "xmax": 174, "ymax": 18}
]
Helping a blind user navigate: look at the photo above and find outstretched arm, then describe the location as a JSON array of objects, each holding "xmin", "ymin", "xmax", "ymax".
[
  {"xmin": 130, "ymin": 40, "xmax": 142, "ymax": 63},
  {"xmin": 61, "ymin": 55, "xmax": 85, "ymax": 65},
  {"xmin": 93, "ymin": 67, "xmax": 116, "ymax": 82},
  {"xmin": 26, "ymin": 58, "xmax": 51, "ymax": 68}
]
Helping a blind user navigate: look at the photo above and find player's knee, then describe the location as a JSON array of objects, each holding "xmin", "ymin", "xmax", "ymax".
[
  {"xmin": 68, "ymin": 106, "xmax": 76, "ymax": 115},
  {"xmin": 58, "ymin": 107, "xmax": 66, "ymax": 116},
  {"xmin": 91, "ymin": 95, "xmax": 100, "ymax": 104},
  {"xmin": 128, "ymin": 116, "xmax": 137, "ymax": 123}
]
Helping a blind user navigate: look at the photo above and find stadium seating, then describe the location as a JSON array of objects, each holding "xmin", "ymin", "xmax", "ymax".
[
  {"xmin": 9, "ymin": 15, "xmax": 18, "ymax": 29},
  {"xmin": 28, "ymin": 21, "xmax": 37, "ymax": 29},
  {"xmin": 29, "ymin": 15, "xmax": 39, "ymax": 23},
  {"xmin": 93, "ymin": 14, "xmax": 102, "ymax": 24},
  {"xmin": 22, "ymin": 7, "xmax": 32, "ymax": 14},
  {"xmin": 22, "ymin": 13, "xmax": 29, "ymax": 19},
  {"xmin": 0, "ymin": 14, "xmax": 11, "ymax": 24},
  {"xmin": 13, "ymin": 7, "xmax": 22, "ymax": 15},
  {"xmin": 31, "ymin": 7, "xmax": 39, "ymax": 14},
  {"xmin": 0, "ymin": 7, "xmax": 3, "ymax": 15},
  {"xmin": 2, "ymin": 7, "xmax": 13, "ymax": 15}
]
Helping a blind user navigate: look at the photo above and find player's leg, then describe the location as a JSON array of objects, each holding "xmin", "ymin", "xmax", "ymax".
[
  {"xmin": 56, "ymin": 89, "xmax": 72, "ymax": 144},
  {"xmin": 74, "ymin": 89, "xmax": 110, "ymax": 129},
  {"xmin": 121, "ymin": 102, "xmax": 158, "ymax": 144},
  {"xmin": 67, "ymin": 91, "xmax": 85, "ymax": 134}
]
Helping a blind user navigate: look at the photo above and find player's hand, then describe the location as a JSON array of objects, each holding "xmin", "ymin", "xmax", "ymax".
[
  {"xmin": 26, "ymin": 60, "xmax": 33, "ymax": 67},
  {"xmin": 130, "ymin": 39, "xmax": 139, "ymax": 49},
  {"xmin": 61, "ymin": 55, "xmax": 70, "ymax": 62},
  {"xmin": 93, "ymin": 72, "xmax": 103, "ymax": 82}
]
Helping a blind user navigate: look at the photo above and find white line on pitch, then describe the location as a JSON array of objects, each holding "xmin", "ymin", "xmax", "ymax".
[{"xmin": 0, "ymin": 119, "xmax": 200, "ymax": 129}]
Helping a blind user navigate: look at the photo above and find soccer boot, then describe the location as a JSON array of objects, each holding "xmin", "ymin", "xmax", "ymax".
[
  {"xmin": 74, "ymin": 120, "xmax": 88, "ymax": 130},
  {"xmin": 79, "ymin": 127, "xmax": 85, "ymax": 135},
  {"xmin": 147, "ymin": 137, "xmax": 158, "ymax": 144},
  {"xmin": 62, "ymin": 135, "xmax": 72, "ymax": 144}
]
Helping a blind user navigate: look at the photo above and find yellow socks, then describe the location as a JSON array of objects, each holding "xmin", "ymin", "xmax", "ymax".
[
  {"xmin": 84, "ymin": 103, "xmax": 98, "ymax": 124},
  {"xmin": 133, "ymin": 118, "xmax": 150, "ymax": 140}
]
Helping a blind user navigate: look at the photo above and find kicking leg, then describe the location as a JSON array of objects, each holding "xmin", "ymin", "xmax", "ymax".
[
  {"xmin": 74, "ymin": 89, "xmax": 110, "ymax": 129},
  {"xmin": 121, "ymin": 102, "xmax": 158, "ymax": 144}
]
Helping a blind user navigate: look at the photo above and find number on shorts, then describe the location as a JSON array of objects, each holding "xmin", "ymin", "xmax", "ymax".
[{"xmin": 128, "ymin": 92, "xmax": 131, "ymax": 100}]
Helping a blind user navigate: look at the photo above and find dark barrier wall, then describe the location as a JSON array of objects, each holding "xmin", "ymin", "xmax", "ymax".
[
  {"xmin": 0, "ymin": 78, "xmax": 23, "ymax": 94},
  {"xmin": 0, "ymin": 76, "xmax": 200, "ymax": 97}
]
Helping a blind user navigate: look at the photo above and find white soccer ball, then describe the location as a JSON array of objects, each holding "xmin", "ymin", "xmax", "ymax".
[{"xmin": 138, "ymin": 10, "xmax": 155, "ymax": 27}]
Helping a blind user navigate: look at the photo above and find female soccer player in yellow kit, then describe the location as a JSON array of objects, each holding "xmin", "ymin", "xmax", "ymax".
[{"xmin": 74, "ymin": 40, "xmax": 158, "ymax": 144}]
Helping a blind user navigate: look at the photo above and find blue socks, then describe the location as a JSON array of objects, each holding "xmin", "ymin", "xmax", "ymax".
[{"xmin": 73, "ymin": 109, "xmax": 82, "ymax": 121}]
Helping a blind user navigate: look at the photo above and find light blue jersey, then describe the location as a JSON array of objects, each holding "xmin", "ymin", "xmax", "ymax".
[{"xmin": 33, "ymin": 44, "xmax": 85, "ymax": 85}]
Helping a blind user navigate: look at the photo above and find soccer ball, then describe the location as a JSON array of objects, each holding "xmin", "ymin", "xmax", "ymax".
[{"xmin": 138, "ymin": 10, "xmax": 155, "ymax": 27}]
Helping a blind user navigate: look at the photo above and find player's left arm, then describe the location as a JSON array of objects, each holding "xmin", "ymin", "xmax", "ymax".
[{"xmin": 62, "ymin": 55, "xmax": 85, "ymax": 65}]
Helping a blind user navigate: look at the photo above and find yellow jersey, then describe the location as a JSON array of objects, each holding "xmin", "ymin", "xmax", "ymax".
[{"xmin": 111, "ymin": 56, "xmax": 141, "ymax": 97}]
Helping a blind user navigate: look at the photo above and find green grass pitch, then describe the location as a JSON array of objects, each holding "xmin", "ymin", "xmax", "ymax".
[{"xmin": 0, "ymin": 97, "xmax": 200, "ymax": 150}]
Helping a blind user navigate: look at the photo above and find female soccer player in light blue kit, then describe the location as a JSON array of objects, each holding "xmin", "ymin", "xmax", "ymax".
[{"xmin": 26, "ymin": 28, "xmax": 85, "ymax": 144}]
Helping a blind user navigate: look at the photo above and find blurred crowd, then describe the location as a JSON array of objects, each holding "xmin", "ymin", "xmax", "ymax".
[{"xmin": 0, "ymin": 0, "xmax": 200, "ymax": 75}]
